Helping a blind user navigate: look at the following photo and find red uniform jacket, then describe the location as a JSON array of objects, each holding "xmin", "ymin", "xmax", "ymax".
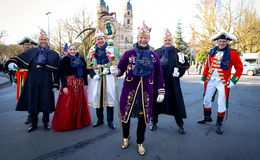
[{"xmin": 201, "ymin": 48, "xmax": 243, "ymax": 105}]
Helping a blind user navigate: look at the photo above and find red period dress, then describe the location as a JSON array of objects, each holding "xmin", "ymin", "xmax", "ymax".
[{"xmin": 52, "ymin": 55, "xmax": 91, "ymax": 131}]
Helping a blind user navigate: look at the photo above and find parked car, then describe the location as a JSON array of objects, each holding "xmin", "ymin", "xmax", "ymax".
[{"xmin": 241, "ymin": 61, "xmax": 259, "ymax": 76}]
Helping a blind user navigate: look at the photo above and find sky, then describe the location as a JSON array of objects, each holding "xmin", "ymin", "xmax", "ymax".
[{"xmin": 0, "ymin": 0, "xmax": 259, "ymax": 49}]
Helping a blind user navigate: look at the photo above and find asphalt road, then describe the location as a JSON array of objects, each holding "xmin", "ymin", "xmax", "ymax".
[{"xmin": 0, "ymin": 75, "xmax": 259, "ymax": 160}]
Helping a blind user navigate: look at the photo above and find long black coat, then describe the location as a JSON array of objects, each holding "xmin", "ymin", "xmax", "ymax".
[
  {"xmin": 153, "ymin": 47, "xmax": 190, "ymax": 118},
  {"xmin": 8, "ymin": 48, "xmax": 61, "ymax": 113}
]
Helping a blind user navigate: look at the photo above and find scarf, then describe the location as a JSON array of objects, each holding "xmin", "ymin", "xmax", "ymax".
[
  {"xmin": 66, "ymin": 53, "xmax": 84, "ymax": 78},
  {"xmin": 34, "ymin": 46, "xmax": 50, "ymax": 64},
  {"xmin": 159, "ymin": 46, "xmax": 174, "ymax": 67},
  {"xmin": 209, "ymin": 45, "xmax": 230, "ymax": 70},
  {"xmin": 94, "ymin": 42, "xmax": 109, "ymax": 65},
  {"xmin": 133, "ymin": 43, "xmax": 153, "ymax": 77}
]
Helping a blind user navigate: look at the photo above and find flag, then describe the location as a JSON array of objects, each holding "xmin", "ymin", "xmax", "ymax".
[{"xmin": 61, "ymin": 43, "xmax": 68, "ymax": 57}]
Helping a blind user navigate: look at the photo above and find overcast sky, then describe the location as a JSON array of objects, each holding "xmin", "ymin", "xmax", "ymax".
[{"xmin": 0, "ymin": 0, "xmax": 259, "ymax": 48}]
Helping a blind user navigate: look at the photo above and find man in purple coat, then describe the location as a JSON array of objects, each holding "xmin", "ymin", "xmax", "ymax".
[{"xmin": 110, "ymin": 22, "xmax": 165, "ymax": 156}]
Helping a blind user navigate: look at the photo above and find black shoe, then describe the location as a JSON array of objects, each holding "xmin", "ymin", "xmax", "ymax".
[
  {"xmin": 93, "ymin": 121, "xmax": 104, "ymax": 128},
  {"xmin": 197, "ymin": 117, "xmax": 213, "ymax": 124},
  {"xmin": 25, "ymin": 120, "xmax": 31, "ymax": 125},
  {"xmin": 150, "ymin": 124, "xmax": 157, "ymax": 131},
  {"xmin": 216, "ymin": 124, "xmax": 224, "ymax": 134},
  {"xmin": 44, "ymin": 124, "xmax": 50, "ymax": 131},
  {"xmin": 27, "ymin": 125, "xmax": 37, "ymax": 132},
  {"xmin": 108, "ymin": 122, "xmax": 116, "ymax": 129},
  {"xmin": 179, "ymin": 126, "xmax": 186, "ymax": 134}
]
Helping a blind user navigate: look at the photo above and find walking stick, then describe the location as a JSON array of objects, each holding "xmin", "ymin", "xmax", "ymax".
[{"xmin": 111, "ymin": 58, "xmax": 124, "ymax": 144}]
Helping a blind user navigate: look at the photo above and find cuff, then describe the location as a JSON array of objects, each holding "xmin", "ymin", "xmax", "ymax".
[
  {"xmin": 158, "ymin": 88, "xmax": 165, "ymax": 95},
  {"xmin": 201, "ymin": 75, "xmax": 207, "ymax": 81},
  {"xmin": 52, "ymin": 83, "xmax": 60, "ymax": 89},
  {"xmin": 230, "ymin": 75, "xmax": 240, "ymax": 84}
]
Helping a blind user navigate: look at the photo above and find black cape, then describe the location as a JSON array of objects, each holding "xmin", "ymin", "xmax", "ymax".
[
  {"xmin": 7, "ymin": 47, "xmax": 61, "ymax": 113},
  {"xmin": 153, "ymin": 47, "xmax": 190, "ymax": 118}
]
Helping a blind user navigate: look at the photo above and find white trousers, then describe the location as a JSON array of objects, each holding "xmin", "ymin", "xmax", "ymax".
[{"xmin": 203, "ymin": 79, "xmax": 226, "ymax": 113}]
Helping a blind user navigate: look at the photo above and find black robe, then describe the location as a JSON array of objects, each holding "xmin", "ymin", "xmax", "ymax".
[
  {"xmin": 7, "ymin": 47, "xmax": 61, "ymax": 113},
  {"xmin": 153, "ymin": 47, "xmax": 190, "ymax": 118}
]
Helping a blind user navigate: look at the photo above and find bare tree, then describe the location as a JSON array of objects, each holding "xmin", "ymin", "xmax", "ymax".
[
  {"xmin": 51, "ymin": 19, "xmax": 65, "ymax": 55},
  {"xmin": 191, "ymin": 0, "xmax": 260, "ymax": 62},
  {"xmin": 0, "ymin": 30, "xmax": 7, "ymax": 44}
]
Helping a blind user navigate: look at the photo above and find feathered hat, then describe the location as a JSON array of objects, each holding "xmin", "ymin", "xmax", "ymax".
[
  {"xmin": 137, "ymin": 21, "xmax": 151, "ymax": 37},
  {"xmin": 210, "ymin": 30, "xmax": 237, "ymax": 41},
  {"xmin": 38, "ymin": 29, "xmax": 48, "ymax": 39},
  {"xmin": 95, "ymin": 28, "xmax": 105, "ymax": 38},
  {"xmin": 163, "ymin": 28, "xmax": 173, "ymax": 40}
]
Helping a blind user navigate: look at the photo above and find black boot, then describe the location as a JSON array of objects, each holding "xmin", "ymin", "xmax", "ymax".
[
  {"xmin": 108, "ymin": 122, "xmax": 116, "ymax": 129},
  {"xmin": 198, "ymin": 110, "xmax": 213, "ymax": 124},
  {"xmin": 25, "ymin": 114, "xmax": 32, "ymax": 124},
  {"xmin": 93, "ymin": 121, "xmax": 104, "ymax": 128},
  {"xmin": 216, "ymin": 116, "xmax": 224, "ymax": 134}
]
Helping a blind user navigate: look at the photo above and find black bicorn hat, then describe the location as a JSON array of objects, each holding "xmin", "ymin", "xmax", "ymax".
[
  {"xmin": 18, "ymin": 37, "xmax": 38, "ymax": 45},
  {"xmin": 210, "ymin": 30, "xmax": 238, "ymax": 41}
]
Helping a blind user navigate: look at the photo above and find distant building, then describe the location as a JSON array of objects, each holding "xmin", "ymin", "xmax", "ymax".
[{"xmin": 97, "ymin": 0, "xmax": 133, "ymax": 55}]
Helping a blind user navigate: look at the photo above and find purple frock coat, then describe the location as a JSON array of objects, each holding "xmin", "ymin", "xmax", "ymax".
[{"xmin": 117, "ymin": 49, "xmax": 165, "ymax": 124}]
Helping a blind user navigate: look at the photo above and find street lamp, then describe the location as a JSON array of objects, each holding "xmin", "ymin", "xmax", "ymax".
[{"xmin": 46, "ymin": 11, "xmax": 51, "ymax": 42}]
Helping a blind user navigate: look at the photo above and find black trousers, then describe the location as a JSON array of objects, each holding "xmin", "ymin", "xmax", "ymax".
[
  {"xmin": 96, "ymin": 107, "xmax": 114, "ymax": 123},
  {"xmin": 30, "ymin": 112, "xmax": 49, "ymax": 127},
  {"xmin": 122, "ymin": 117, "xmax": 146, "ymax": 144},
  {"xmin": 152, "ymin": 113, "xmax": 184, "ymax": 127}
]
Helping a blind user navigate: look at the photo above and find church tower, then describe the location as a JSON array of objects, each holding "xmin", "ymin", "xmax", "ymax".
[
  {"xmin": 123, "ymin": 0, "xmax": 133, "ymax": 29},
  {"xmin": 122, "ymin": 0, "xmax": 133, "ymax": 46}
]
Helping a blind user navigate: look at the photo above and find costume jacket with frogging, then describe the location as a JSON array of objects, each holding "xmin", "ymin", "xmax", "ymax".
[
  {"xmin": 117, "ymin": 49, "xmax": 165, "ymax": 124},
  {"xmin": 7, "ymin": 47, "xmax": 60, "ymax": 113},
  {"xmin": 201, "ymin": 48, "xmax": 243, "ymax": 106},
  {"xmin": 86, "ymin": 44, "xmax": 120, "ymax": 108}
]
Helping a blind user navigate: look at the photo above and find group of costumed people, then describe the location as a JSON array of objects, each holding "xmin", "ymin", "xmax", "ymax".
[{"xmin": 5, "ymin": 21, "xmax": 243, "ymax": 156}]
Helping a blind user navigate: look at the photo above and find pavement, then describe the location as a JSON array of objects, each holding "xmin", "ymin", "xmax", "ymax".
[{"xmin": 0, "ymin": 72, "xmax": 10, "ymax": 88}]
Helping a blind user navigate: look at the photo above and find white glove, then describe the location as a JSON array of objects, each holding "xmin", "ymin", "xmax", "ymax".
[
  {"xmin": 102, "ymin": 68, "xmax": 110, "ymax": 75},
  {"xmin": 200, "ymin": 81, "xmax": 204, "ymax": 85},
  {"xmin": 8, "ymin": 62, "xmax": 17, "ymax": 71},
  {"xmin": 227, "ymin": 81, "xmax": 235, "ymax": 88},
  {"xmin": 156, "ymin": 94, "xmax": 164, "ymax": 103},
  {"xmin": 93, "ymin": 75, "xmax": 100, "ymax": 81},
  {"xmin": 177, "ymin": 52, "xmax": 185, "ymax": 64},
  {"xmin": 172, "ymin": 67, "xmax": 180, "ymax": 77},
  {"xmin": 110, "ymin": 66, "xmax": 118, "ymax": 75},
  {"xmin": 12, "ymin": 82, "xmax": 16, "ymax": 88},
  {"xmin": 172, "ymin": 72, "xmax": 180, "ymax": 77}
]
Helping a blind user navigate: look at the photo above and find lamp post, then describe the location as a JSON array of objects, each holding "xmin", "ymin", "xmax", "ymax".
[{"xmin": 46, "ymin": 11, "xmax": 51, "ymax": 42}]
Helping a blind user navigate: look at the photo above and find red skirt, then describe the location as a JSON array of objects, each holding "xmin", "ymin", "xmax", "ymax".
[{"xmin": 52, "ymin": 75, "xmax": 91, "ymax": 131}]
